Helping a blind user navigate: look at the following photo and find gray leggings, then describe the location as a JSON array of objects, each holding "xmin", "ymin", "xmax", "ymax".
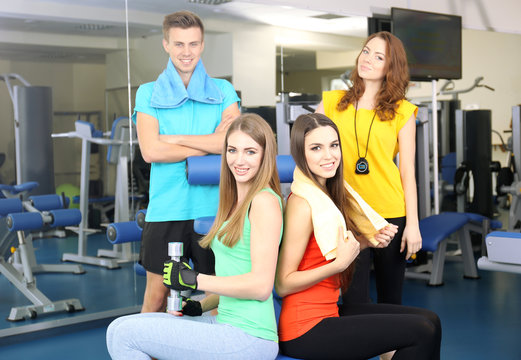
[{"xmin": 106, "ymin": 313, "xmax": 278, "ymax": 360}]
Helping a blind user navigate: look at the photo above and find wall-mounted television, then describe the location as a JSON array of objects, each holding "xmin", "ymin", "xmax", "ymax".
[{"xmin": 391, "ymin": 8, "xmax": 462, "ymax": 81}]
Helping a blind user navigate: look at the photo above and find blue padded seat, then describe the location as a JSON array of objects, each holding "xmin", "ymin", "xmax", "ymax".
[
  {"xmin": 407, "ymin": 212, "xmax": 478, "ymax": 285},
  {"xmin": 460, "ymin": 212, "xmax": 502, "ymax": 230},
  {"xmin": 420, "ymin": 213, "xmax": 469, "ymax": 252}
]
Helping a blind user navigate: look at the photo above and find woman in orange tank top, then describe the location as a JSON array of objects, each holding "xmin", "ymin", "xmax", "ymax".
[{"xmin": 275, "ymin": 113, "xmax": 441, "ymax": 360}]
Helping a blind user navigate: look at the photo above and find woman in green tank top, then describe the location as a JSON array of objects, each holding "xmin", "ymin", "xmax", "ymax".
[{"xmin": 107, "ymin": 113, "xmax": 283, "ymax": 360}]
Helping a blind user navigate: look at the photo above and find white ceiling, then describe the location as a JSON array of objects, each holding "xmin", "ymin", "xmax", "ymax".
[{"xmin": 0, "ymin": 0, "xmax": 368, "ymax": 64}]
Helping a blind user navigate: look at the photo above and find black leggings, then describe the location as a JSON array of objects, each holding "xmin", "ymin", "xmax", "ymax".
[
  {"xmin": 342, "ymin": 217, "xmax": 407, "ymax": 305},
  {"xmin": 279, "ymin": 303, "xmax": 441, "ymax": 360}
]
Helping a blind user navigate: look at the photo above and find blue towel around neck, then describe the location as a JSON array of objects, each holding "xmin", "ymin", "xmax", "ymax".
[{"xmin": 150, "ymin": 59, "xmax": 224, "ymax": 109}]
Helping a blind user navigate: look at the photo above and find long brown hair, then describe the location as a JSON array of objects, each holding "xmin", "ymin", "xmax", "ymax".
[
  {"xmin": 337, "ymin": 31, "xmax": 409, "ymax": 121},
  {"xmin": 290, "ymin": 113, "xmax": 367, "ymax": 292},
  {"xmin": 200, "ymin": 113, "xmax": 282, "ymax": 249}
]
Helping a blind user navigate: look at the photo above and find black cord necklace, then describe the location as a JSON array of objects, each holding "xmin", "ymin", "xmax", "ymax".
[{"xmin": 354, "ymin": 102, "xmax": 377, "ymax": 175}]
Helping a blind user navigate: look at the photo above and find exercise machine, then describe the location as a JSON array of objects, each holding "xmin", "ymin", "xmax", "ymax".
[
  {"xmin": 478, "ymin": 231, "xmax": 521, "ymax": 274},
  {"xmin": 0, "ymin": 73, "xmax": 55, "ymax": 195},
  {"xmin": 415, "ymin": 106, "xmax": 431, "ymax": 220},
  {"xmin": 0, "ymin": 182, "xmax": 84, "ymax": 276},
  {"xmin": 275, "ymin": 93, "xmax": 320, "ymax": 156},
  {"xmin": 475, "ymin": 106, "xmax": 521, "ymax": 274},
  {"xmin": 496, "ymin": 106, "xmax": 521, "ymax": 230},
  {"xmin": 0, "ymin": 184, "xmax": 84, "ymax": 321},
  {"xmin": 453, "ymin": 109, "xmax": 498, "ymax": 218},
  {"xmin": 52, "ymin": 118, "xmax": 141, "ymax": 268}
]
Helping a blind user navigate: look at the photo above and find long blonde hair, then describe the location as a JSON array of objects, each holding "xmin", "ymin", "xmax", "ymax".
[{"xmin": 200, "ymin": 113, "xmax": 282, "ymax": 248}]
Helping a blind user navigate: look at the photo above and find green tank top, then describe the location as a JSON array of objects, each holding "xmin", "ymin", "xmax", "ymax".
[{"xmin": 210, "ymin": 188, "xmax": 283, "ymax": 342}]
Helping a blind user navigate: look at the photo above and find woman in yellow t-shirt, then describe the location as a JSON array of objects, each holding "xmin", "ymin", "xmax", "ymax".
[{"xmin": 316, "ymin": 31, "xmax": 421, "ymax": 307}]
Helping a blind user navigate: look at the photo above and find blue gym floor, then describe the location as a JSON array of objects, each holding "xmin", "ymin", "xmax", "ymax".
[{"xmin": 1, "ymin": 232, "xmax": 521, "ymax": 359}]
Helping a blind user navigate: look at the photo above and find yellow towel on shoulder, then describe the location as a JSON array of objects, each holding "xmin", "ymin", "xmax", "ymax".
[{"xmin": 291, "ymin": 167, "xmax": 387, "ymax": 260}]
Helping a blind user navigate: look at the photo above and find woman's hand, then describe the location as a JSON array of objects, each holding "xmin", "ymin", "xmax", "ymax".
[
  {"xmin": 372, "ymin": 224, "xmax": 399, "ymax": 248},
  {"xmin": 167, "ymin": 298, "xmax": 203, "ymax": 317},
  {"xmin": 167, "ymin": 300, "xmax": 185, "ymax": 317},
  {"xmin": 163, "ymin": 260, "xmax": 199, "ymax": 291},
  {"xmin": 333, "ymin": 227, "xmax": 360, "ymax": 272},
  {"xmin": 401, "ymin": 224, "xmax": 422, "ymax": 260}
]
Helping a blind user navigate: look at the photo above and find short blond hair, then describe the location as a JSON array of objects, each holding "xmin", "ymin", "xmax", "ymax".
[{"xmin": 163, "ymin": 11, "xmax": 204, "ymax": 41}]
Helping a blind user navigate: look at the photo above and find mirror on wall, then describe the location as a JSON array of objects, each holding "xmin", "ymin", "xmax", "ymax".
[
  {"xmin": 0, "ymin": 0, "xmax": 144, "ymax": 339},
  {"xmin": 277, "ymin": 46, "xmax": 358, "ymax": 96},
  {"xmin": 0, "ymin": 0, "xmax": 368, "ymax": 339}
]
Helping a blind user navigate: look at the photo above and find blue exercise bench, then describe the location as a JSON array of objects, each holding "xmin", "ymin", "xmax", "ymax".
[
  {"xmin": 0, "ymin": 182, "xmax": 85, "ymax": 321},
  {"xmin": 406, "ymin": 212, "xmax": 502, "ymax": 286}
]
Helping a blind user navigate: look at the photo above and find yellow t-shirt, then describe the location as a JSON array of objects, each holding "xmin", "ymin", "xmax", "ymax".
[{"xmin": 322, "ymin": 90, "xmax": 417, "ymax": 218}]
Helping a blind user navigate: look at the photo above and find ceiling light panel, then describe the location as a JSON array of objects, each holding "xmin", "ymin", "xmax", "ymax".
[{"xmin": 187, "ymin": 0, "xmax": 232, "ymax": 5}]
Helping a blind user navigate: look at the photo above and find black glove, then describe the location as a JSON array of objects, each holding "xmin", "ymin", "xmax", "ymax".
[
  {"xmin": 163, "ymin": 260, "xmax": 198, "ymax": 291},
  {"xmin": 182, "ymin": 298, "xmax": 202, "ymax": 316}
]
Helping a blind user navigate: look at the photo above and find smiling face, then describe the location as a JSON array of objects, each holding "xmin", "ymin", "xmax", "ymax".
[
  {"xmin": 162, "ymin": 26, "xmax": 204, "ymax": 86},
  {"xmin": 357, "ymin": 36, "xmax": 388, "ymax": 83},
  {"xmin": 226, "ymin": 130, "xmax": 264, "ymax": 185},
  {"xmin": 304, "ymin": 126, "xmax": 341, "ymax": 186}
]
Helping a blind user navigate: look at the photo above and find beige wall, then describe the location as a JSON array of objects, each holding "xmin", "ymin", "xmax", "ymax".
[
  {"xmin": 232, "ymin": 26, "xmax": 277, "ymax": 106},
  {"xmin": 407, "ymin": 29, "xmax": 521, "ymax": 134},
  {"xmin": 0, "ymin": 60, "xmax": 107, "ymax": 188},
  {"xmin": 406, "ymin": 29, "xmax": 521, "ymax": 163}
]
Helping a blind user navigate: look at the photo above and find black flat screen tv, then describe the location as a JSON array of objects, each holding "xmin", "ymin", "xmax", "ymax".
[{"xmin": 391, "ymin": 8, "xmax": 462, "ymax": 81}]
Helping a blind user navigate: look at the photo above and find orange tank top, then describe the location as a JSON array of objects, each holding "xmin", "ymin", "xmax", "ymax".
[{"xmin": 278, "ymin": 233, "xmax": 340, "ymax": 342}]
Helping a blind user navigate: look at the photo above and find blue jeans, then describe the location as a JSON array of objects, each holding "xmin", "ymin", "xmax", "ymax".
[{"xmin": 106, "ymin": 313, "xmax": 278, "ymax": 360}]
